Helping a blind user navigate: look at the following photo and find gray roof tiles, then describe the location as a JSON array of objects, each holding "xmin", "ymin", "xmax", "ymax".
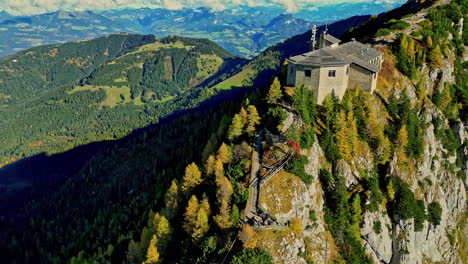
[
  {"xmin": 323, "ymin": 33, "xmax": 341, "ymax": 44},
  {"xmin": 287, "ymin": 36, "xmax": 383, "ymax": 73}
]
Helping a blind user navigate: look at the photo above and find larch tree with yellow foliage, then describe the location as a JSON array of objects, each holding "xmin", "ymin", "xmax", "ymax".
[
  {"xmin": 238, "ymin": 224, "xmax": 258, "ymax": 248},
  {"xmin": 396, "ymin": 125, "xmax": 409, "ymax": 166},
  {"xmin": 145, "ymin": 235, "xmax": 160, "ymax": 264},
  {"xmin": 239, "ymin": 107, "xmax": 248, "ymax": 126},
  {"xmin": 181, "ymin": 162, "xmax": 202, "ymax": 195},
  {"xmin": 336, "ymin": 110, "xmax": 353, "ymax": 162},
  {"xmin": 267, "ymin": 77, "xmax": 282, "ymax": 104},
  {"xmin": 154, "ymin": 215, "xmax": 172, "ymax": 252},
  {"xmin": 205, "ymin": 155, "xmax": 215, "ymax": 176},
  {"xmin": 200, "ymin": 197, "xmax": 211, "ymax": 217},
  {"xmin": 246, "ymin": 105, "xmax": 261, "ymax": 136},
  {"xmin": 217, "ymin": 143, "xmax": 231, "ymax": 164},
  {"xmin": 228, "ymin": 114, "xmax": 244, "ymax": 141},
  {"xmin": 214, "ymin": 200, "xmax": 232, "ymax": 229},
  {"xmin": 429, "ymin": 45, "xmax": 443, "ymax": 68},
  {"xmin": 214, "ymin": 158, "xmax": 224, "ymax": 179},
  {"xmin": 162, "ymin": 179, "xmax": 180, "ymax": 219},
  {"xmin": 192, "ymin": 208, "xmax": 210, "ymax": 241},
  {"xmin": 216, "ymin": 175, "xmax": 233, "ymax": 204},
  {"xmin": 183, "ymin": 195, "xmax": 200, "ymax": 234}
]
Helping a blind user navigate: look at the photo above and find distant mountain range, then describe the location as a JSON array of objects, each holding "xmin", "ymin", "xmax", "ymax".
[{"xmin": 0, "ymin": 4, "xmax": 402, "ymax": 58}]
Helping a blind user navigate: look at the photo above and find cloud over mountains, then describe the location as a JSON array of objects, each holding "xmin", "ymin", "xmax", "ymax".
[{"xmin": 1, "ymin": 0, "xmax": 405, "ymax": 16}]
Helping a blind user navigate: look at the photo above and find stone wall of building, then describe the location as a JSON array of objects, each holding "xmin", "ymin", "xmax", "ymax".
[
  {"xmin": 293, "ymin": 65, "xmax": 321, "ymax": 99},
  {"xmin": 317, "ymin": 65, "xmax": 349, "ymax": 104},
  {"xmin": 347, "ymin": 64, "xmax": 375, "ymax": 92}
]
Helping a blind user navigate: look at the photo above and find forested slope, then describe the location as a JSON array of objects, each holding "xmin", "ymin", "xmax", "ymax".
[
  {"xmin": 53, "ymin": 0, "xmax": 467, "ymax": 263},
  {"xmin": 0, "ymin": 15, "xmax": 369, "ymax": 264},
  {"xmin": 0, "ymin": 34, "xmax": 244, "ymax": 167}
]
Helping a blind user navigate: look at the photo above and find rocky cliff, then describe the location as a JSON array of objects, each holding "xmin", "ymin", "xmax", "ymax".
[{"xmin": 256, "ymin": 0, "xmax": 467, "ymax": 263}]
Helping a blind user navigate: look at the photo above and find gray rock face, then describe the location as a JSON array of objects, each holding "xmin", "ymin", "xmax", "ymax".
[
  {"xmin": 335, "ymin": 159, "xmax": 358, "ymax": 189},
  {"xmin": 361, "ymin": 209, "xmax": 393, "ymax": 263}
]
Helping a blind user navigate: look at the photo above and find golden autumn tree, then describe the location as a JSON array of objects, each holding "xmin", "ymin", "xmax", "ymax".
[
  {"xmin": 267, "ymin": 77, "xmax": 282, "ymax": 104},
  {"xmin": 214, "ymin": 158, "xmax": 224, "ymax": 179},
  {"xmin": 145, "ymin": 235, "xmax": 160, "ymax": 264},
  {"xmin": 396, "ymin": 125, "xmax": 409, "ymax": 165},
  {"xmin": 192, "ymin": 208, "xmax": 210, "ymax": 241},
  {"xmin": 214, "ymin": 199, "xmax": 232, "ymax": 229},
  {"xmin": 155, "ymin": 215, "xmax": 172, "ymax": 251},
  {"xmin": 217, "ymin": 143, "xmax": 231, "ymax": 164},
  {"xmin": 246, "ymin": 105, "xmax": 261, "ymax": 136},
  {"xmin": 238, "ymin": 224, "xmax": 258, "ymax": 248},
  {"xmin": 205, "ymin": 155, "xmax": 215, "ymax": 176},
  {"xmin": 183, "ymin": 195, "xmax": 200, "ymax": 234},
  {"xmin": 181, "ymin": 162, "xmax": 202, "ymax": 195},
  {"xmin": 347, "ymin": 111, "xmax": 359, "ymax": 155},
  {"xmin": 228, "ymin": 114, "xmax": 244, "ymax": 141},
  {"xmin": 336, "ymin": 110, "xmax": 352, "ymax": 161},
  {"xmin": 429, "ymin": 45, "xmax": 443, "ymax": 68},
  {"xmin": 200, "ymin": 197, "xmax": 211, "ymax": 217},
  {"xmin": 426, "ymin": 36, "xmax": 433, "ymax": 48},
  {"xmin": 239, "ymin": 107, "xmax": 248, "ymax": 126},
  {"xmin": 215, "ymin": 175, "xmax": 233, "ymax": 203},
  {"xmin": 162, "ymin": 179, "xmax": 180, "ymax": 219}
]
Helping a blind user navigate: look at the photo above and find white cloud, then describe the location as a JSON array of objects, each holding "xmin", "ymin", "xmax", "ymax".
[{"xmin": 0, "ymin": 0, "xmax": 407, "ymax": 16}]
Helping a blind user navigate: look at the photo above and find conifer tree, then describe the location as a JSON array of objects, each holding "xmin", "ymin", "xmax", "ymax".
[
  {"xmin": 205, "ymin": 155, "xmax": 215, "ymax": 176},
  {"xmin": 145, "ymin": 235, "xmax": 160, "ymax": 264},
  {"xmin": 214, "ymin": 158, "xmax": 224, "ymax": 179},
  {"xmin": 267, "ymin": 77, "xmax": 282, "ymax": 104},
  {"xmin": 347, "ymin": 111, "xmax": 359, "ymax": 155},
  {"xmin": 246, "ymin": 105, "xmax": 261, "ymax": 136},
  {"xmin": 151, "ymin": 213, "xmax": 162, "ymax": 233},
  {"xmin": 228, "ymin": 114, "xmax": 244, "ymax": 141},
  {"xmin": 162, "ymin": 179, "xmax": 180, "ymax": 219},
  {"xmin": 350, "ymin": 195, "xmax": 362, "ymax": 235},
  {"xmin": 426, "ymin": 36, "xmax": 433, "ymax": 48},
  {"xmin": 239, "ymin": 107, "xmax": 248, "ymax": 126},
  {"xmin": 396, "ymin": 125, "xmax": 409, "ymax": 165},
  {"xmin": 387, "ymin": 180, "xmax": 395, "ymax": 201},
  {"xmin": 336, "ymin": 110, "xmax": 352, "ymax": 161},
  {"xmin": 181, "ymin": 162, "xmax": 202, "ymax": 195},
  {"xmin": 217, "ymin": 143, "xmax": 231, "ymax": 164},
  {"xmin": 192, "ymin": 208, "xmax": 210, "ymax": 241},
  {"xmin": 183, "ymin": 195, "xmax": 200, "ymax": 234},
  {"xmin": 429, "ymin": 45, "xmax": 443, "ymax": 68},
  {"xmin": 238, "ymin": 224, "xmax": 258, "ymax": 248},
  {"xmin": 200, "ymin": 197, "xmax": 211, "ymax": 217},
  {"xmin": 214, "ymin": 200, "xmax": 232, "ymax": 229},
  {"xmin": 127, "ymin": 239, "xmax": 142, "ymax": 263},
  {"xmin": 155, "ymin": 215, "xmax": 172, "ymax": 251},
  {"xmin": 216, "ymin": 175, "xmax": 233, "ymax": 204}
]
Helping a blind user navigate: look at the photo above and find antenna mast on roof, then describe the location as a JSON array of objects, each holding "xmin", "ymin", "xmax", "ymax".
[{"xmin": 311, "ymin": 24, "xmax": 317, "ymax": 51}]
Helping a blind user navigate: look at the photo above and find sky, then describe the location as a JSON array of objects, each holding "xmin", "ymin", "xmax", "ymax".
[{"xmin": 0, "ymin": 0, "xmax": 406, "ymax": 16}]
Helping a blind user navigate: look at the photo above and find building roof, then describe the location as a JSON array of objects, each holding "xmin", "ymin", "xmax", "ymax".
[
  {"xmin": 287, "ymin": 38, "xmax": 383, "ymax": 73},
  {"xmin": 323, "ymin": 33, "xmax": 341, "ymax": 44}
]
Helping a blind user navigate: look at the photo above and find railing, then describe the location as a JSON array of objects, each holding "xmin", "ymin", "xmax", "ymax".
[{"xmin": 259, "ymin": 150, "xmax": 294, "ymax": 187}]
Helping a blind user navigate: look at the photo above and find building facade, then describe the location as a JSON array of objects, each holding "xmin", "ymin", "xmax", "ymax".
[{"xmin": 286, "ymin": 32, "xmax": 383, "ymax": 104}]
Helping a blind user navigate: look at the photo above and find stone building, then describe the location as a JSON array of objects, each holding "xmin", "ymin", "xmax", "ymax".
[{"xmin": 286, "ymin": 32, "xmax": 383, "ymax": 104}]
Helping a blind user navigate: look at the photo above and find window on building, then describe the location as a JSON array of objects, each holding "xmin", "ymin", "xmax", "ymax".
[
  {"xmin": 328, "ymin": 70, "xmax": 336, "ymax": 77},
  {"xmin": 305, "ymin": 69, "xmax": 312, "ymax": 77},
  {"xmin": 374, "ymin": 73, "xmax": 376, "ymax": 79},
  {"xmin": 290, "ymin": 66, "xmax": 294, "ymax": 74},
  {"xmin": 346, "ymin": 67, "xmax": 349, "ymax": 75}
]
